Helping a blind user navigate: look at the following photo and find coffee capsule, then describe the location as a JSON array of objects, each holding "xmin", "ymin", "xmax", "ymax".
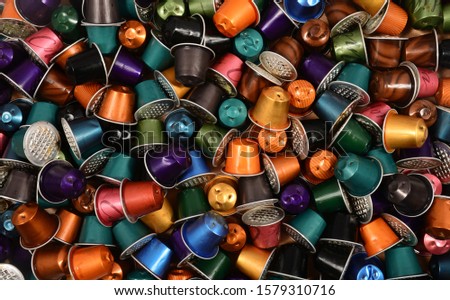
[
  {"xmin": 112, "ymin": 219, "xmax": 156, "ymax": 260},
  {"xmin": 94, "ymin": 184, "xmax": 125, "ymax": 227},
  {"xmin": 283, "ymin": 208, "xmax": 327, "ymax": 253},
  {"xmin": 236, "ymin": 174, "xmax": 277, "ymax": 211},
  {"xmin": 203, "ymin": 175, "xmax": 237, "ymax": 215},
  {"xmin": 359, "ymin": 217, "xmax": 402, "ymax": 258},
  {"xmin": 54, "ymin": 209, "xmax": 82, "ymax": 245},
  {"xmin": 426, "ymin": 196, "xmax": 450, "ymax": 240},
  {"xmin": 284, "ymin": 0, "xmax": 326, "ymax": 23},
  {"xmin": 315, "ymin": 243, "xmax": 355, "ymax": 280},
  {"xmin": 242, "ymin": 206, "xmax": 285, "ymax": 249},
  {"xmin": 186, "ymin": 250, "xmax": 232, "ymax": 280},
  {"xmin": 77, "ymin": 215, "xmax": 114, "ymax": 246},
  {"xmin": 344, "ymin": 252, "xmax": 384, "ymax": 280},
  {"xmin": 120, "ymin": 179, "xmax": 164, "ymax": 223},
  {"xmin": 181, "ymin": 211, "xmax": 228, "ymax": 259},
  {"xmin": 31, "ymin": 243, "xmax": 70, "ymax": 280},
  {"xmin": 68, "ymin": 245, "xmax": 114, "ymax": 280},
  {"xmin": 235, "ymin": 244, "xmax": 275, "ymax": 280},
  {"xmin": 232, "ymin": 28, "xmax": 264, "ymax": 64},
  {"xmin": 385, "ymin": 244, "xmax": 427, "ymax": 279},
  {"xmin": 335, "ymin": 153, "xmax": 383, "ymax": 197},
  {"xmin": 11, "ymin": 203, "xmax": 60, "ymax": 250},
  {"xmin": 222, "ymin": 138, "xmax": 263, "ymax": 177},
  {"xmin": 213, "ymin": 0, "xmax": 260, "ymax": 38}
]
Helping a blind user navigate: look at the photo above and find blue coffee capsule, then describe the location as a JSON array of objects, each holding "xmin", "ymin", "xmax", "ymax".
[
  {"xmin": 312, "ymin": 90, "xmax": 358, "ymax": 133},
  {"xmin": 218, "ymin": 98, "xmax": 247, "ymax": 128},
  {"xmin": 176, "ymin": 150, "xmax": 215, "ymax": 189},
  {"xmin": 344, "ymin": 252, "xmax": 384, "ymax": 280},
  {"xmin": 0, "ymin": 208, "xmax": 19, "ymax": 238},
  {"xmin": 132, "ymin": 236, "xmax": 173, "ymax": 279},
  {"xmin": 429, "ymin": 252, "xmax": 450, "ymax": 279},
  {"xmin": 431, "ymin": 106, "xmax": 450, "ymax": 144},
  {"xmin": 0, "ymin": 103, "xmax": 24, "ymax": 132},
  {"xmin": 181, "ymin": 211, "xmax": 228, "ymax": 260},
  {"xmin": 164, "ymin": 109, "xmax": 195, "ymax": 143},
  {"xmin": 61, "ymin": 117, "xmax": 104, "ymax": 160},
  {"xmin": 284, "ymin": 0, "xmax": 326, "ymax": 23}
]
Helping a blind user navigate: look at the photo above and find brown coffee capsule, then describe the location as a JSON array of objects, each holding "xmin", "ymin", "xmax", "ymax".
[
  {"xmin": 297, "ymin": 19, "xmax": 330, "ymax": 52},
  {"xmin": 405, "ymin": 99, "xmax": 437, "ymax": 127},
  {"xmin": 71, "ymin": 184, "xmax": 96, "ymax": 214},
  {"xmin": 32, "ymin": 242, "xmax": 71, "ymax": 280},
  {"xmin": 118, "ymin": 20, "xmax": 147, "ymax": 49},
  {"xmin": 11, "ymin": 203, "xmax": 60, "ymax": 250},
  {"xmin": 54, "ymin": 209, "xmax": 83, "ymax": 245},
  {"xmin": 426, "ymin": 196, "xmax": 450, "ymax": 240}
]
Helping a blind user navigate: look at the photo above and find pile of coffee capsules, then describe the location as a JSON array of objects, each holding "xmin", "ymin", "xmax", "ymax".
[{"xmin": 1, "ymin": 0, "xmax": 450, "ymax": 280}]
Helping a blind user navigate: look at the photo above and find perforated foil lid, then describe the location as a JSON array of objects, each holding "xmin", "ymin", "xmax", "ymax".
[
  {"xmin": 0, "ymin": 264, "xmax": 25, "ymax": 280},
  {"xmin": 330, "ymin": 11, "xmax": 371, "ymax": 37},
  {"xmin": 61, "ymin": 118, "xmax": 81, "ymax": 160},
  {"xmin": 23, "ymin": 121, "xmax": 61, "ymax": 167},
  {"xmin": 348, "ymin": 194, "xmax": 373, "ymax": 224},
  {"xmin": 289, "ymin": 118, "xmax": 309, "ymax": 160},
  {"xmin": 242, "ymin": 206, "xmax": 285, "ymax": 227},
  {"xmin": 259, "ymin": 51, "xmax": 297, "ymax": 82},
  {"xmin": 382, "ymin": 213, "xmax": 418, "ymax": 247},
  {"xmin": 80, "ymin": 148, "xmax": 115, "ymax": 178},
  {"xmin": 432, "ymin": 141, "xmax": 450, "ymax": 184},
  {"xmin": 262, "ymin": 154, "xmax": 281, "ymax": 194},
  {"xmin": 0, "ymin": 165, "xmax": 10, "ymax": 189},
  {"xmin": 134, "ymin": 99, "xmax": 175, "ymax": 121}
]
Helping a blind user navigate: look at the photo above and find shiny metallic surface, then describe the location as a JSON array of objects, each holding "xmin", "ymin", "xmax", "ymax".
[
  {"xmin": 236, "ymin": 244, "xmax": 274, "ymax": 280},
  {"xmin": 68, "ymin": 245, "xmax": 115, "ymax": 280},
  {"xmin": 220, "ymin": 223, "xmax": 246, "ymax": 252},
  {"xmin": 383, "ymin": 110, "xmax": 428, "ymax": 153},
  {"xmin": 248, "ymin": 86, "xmax": 291, "ymax": 131},
  {"xmin": 11, "ymin": 202, "xmax": 60, "ymax": 250},
  {"xmin": 118, "ymin": 20, "xmax": 147, "ymax": 49},
  {"xmin": 23, "ymin": 121, "xmax": 61, "ymax": 167}
]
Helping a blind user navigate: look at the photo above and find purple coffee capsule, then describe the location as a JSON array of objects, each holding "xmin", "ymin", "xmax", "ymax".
[
  {"xmin": 15, "ymin": 0, "xmax": 61, "ymax": 27},
  {"xmin": 170, "ymin": 227, "xmax": 194, "ymax": 267},
  {"xmin": 144, "ymin": 143, "xmax": 192, "ymax": 189},
  {"xmin": 108, "ymin": 46, "xmax": 147, "ymax": 86},
  {"xmin": 38, "ymin": 160, "xmax": 87, "ymax": 204},
  {"xmin": 0, "ymin": 235, "xmax": 12, "ymax": 262},
  {"xmin": 0, "ymin": 41, "xmax": 26, "ymax": 70},
  {"xmin": 300, "ymin": 52, "xmax": 344, "ymax": 93},
  {"xmin": 397, "ymin": 136, "xmax": 442, "ymax": 171},
  {"xmin": 279, "ymin": 182, "xmax": 310, "ymax": 215},
  {"xmin": 1, "ymin": 58, "xmax": 45, "ymax": 99},
  {"xmin": 257, "ymin": 0, "xmax": 297, "ymax": 41}
]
